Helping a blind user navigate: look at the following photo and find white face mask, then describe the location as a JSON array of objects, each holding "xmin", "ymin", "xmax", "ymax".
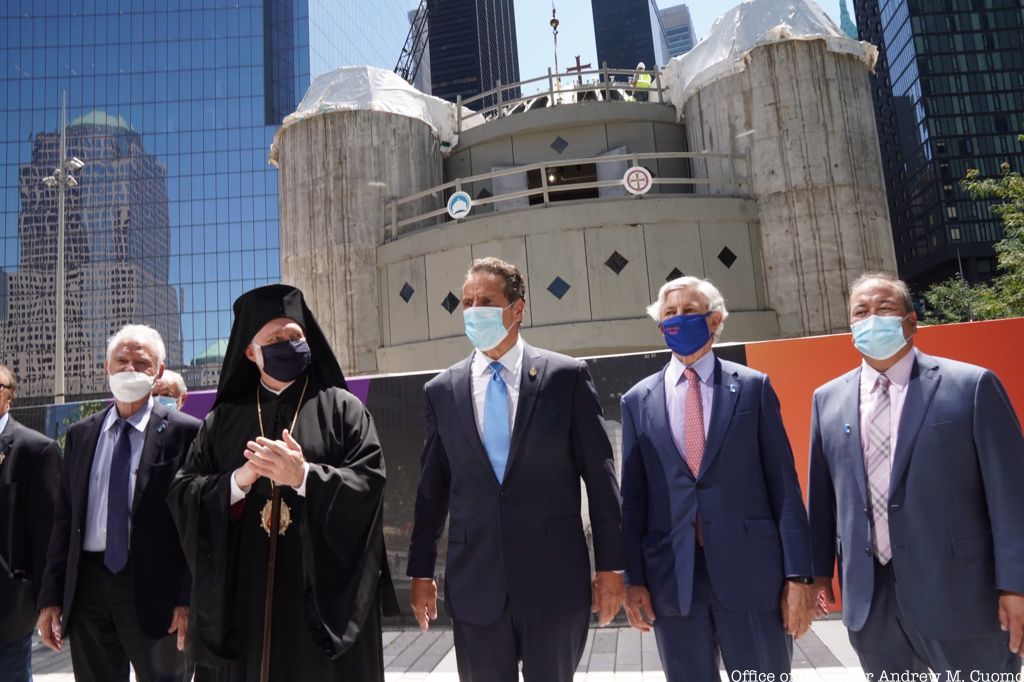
[{"xmin": 109, "ymin": 371, "xmax": 156, "ymax": 403}]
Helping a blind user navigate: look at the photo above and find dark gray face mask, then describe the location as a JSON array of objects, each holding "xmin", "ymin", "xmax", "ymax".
[{"xmin": 258, "ymin": 339, "xmax": 311, "ymax": 381}]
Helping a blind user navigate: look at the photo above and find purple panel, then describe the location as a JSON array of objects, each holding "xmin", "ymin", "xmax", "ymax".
[{"xmin": 180, "ymin": 380, "xmax": 371, "ymax": 421}]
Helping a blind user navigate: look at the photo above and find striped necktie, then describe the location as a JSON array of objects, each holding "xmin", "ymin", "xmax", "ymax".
[{"xmin": 865, "ymin": 374, "xmax": 892, "ymax": 563}]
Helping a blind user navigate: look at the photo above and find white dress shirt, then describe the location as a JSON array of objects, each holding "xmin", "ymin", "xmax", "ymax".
[
  {"xmin": 859, "ymin": 348, "xmax": 916, "ymax": 465},
  {"xmin": 0, "ymin": 411, "xmax": 10, "ymax": 436},
  {"xmin": 230, "ymin": 379, "xmax": 310, "ymax": 504},
  {"xmin": 664, "ymin": 350, "xmax": 716, "ymax": 458},
  {"xmin": 471, "ymin": 336, "xmax": 524, "ymax": 440},
  {"xmin": 83, "ymin": 399, "xmax": 153, "ymax": 552}
]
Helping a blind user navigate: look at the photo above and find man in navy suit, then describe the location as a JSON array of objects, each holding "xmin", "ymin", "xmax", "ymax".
[
  {"xmin": 808, "ymin": 272, "xmax": 1024, "ymax": 677},
  {"xmin": 407, "ymin": 257, "xmax": 626, "ymax": 682},
  {"xmin": 37, "ymin": 325, "xmax": 201, "ymax": 682},
  {"xmin": 620, "ymin": 276, "xmax": 816, "ymax": 681}
]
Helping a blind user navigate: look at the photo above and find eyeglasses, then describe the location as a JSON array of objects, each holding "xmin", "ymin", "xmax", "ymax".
[{"xmin": 0, "ymin": 384, "xmax": 11, "ymax": 392}]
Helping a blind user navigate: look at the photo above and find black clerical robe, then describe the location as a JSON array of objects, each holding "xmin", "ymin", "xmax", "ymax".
[{"xmin": 168, "ymin": 380, "xmax": 391, "ymax": 681}]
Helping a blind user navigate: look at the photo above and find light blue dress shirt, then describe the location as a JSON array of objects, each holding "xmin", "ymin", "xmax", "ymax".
[
  {"xmin": 83, "ymin": 399, "xmax": 153, "ymax": 552},
  {"xmin": 664, "ymin": 350, "xmax": 715, "ymax": 459}
]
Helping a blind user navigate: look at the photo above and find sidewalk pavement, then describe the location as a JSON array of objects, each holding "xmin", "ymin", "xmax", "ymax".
[{"xmin": 32, "ymin": 620, "xmax": 866, "ymax": 681}]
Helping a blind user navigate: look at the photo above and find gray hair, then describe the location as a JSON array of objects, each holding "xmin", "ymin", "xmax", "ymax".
[
  {"xmin": 848, "ymin": 272, "xmax": 914, "ymax": 314},
  {"xmin": 106, "ymin": 324, "xmax": 166, "ymax": 367},
  {"xmin": 158, "ymin": 369, "xmax": 187, "ymax": 394},
  {"xmin": 646, "ymin": 276, "xmax": 730, "ymax": 340}
]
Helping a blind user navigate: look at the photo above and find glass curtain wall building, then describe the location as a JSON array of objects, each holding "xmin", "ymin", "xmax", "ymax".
[
  {"xmin": 660, "ymin": 3, "xmax": 695, "ymax": 59},
  {"xmin": 0, "ymin": 0, "xmax": 412, "ymax": 400},
  {"xmin": 592, "ymin": 0, "xmax": 669, "ymax": 71},
  {"xmin": 854, "ymin": 0, "xmax": 1024, "ymax": 289}
]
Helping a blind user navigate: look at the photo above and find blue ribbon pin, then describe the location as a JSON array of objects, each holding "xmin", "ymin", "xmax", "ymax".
[{"xmin": 843, "ymin": 423, "xmax": 851, "ymax": 435}]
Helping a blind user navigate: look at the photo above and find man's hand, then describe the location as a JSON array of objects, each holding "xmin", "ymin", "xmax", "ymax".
[
  {"xmin": 591, "ymin": 571, "xmax": 625, "ymax": 626},
  {"xmin": 168, "ymin": 606, "xmax": 189, "ymax": 651},
  {"xmin": 233, "ymin": 460, "xmax": 261, "ymax": 490},
  {"xmin": 410, "ymin": 578, "xmax": 438, "ymax": 633},
  {"xmin": 999, "ymin": 591, "xmax": 1024, "ymax": 654},
  {"xmin": 37, "ymin": 606, "xmax": 62, "ymax": 652},
  {"xmin": 624, "ymin": 585, "xmax": 657, "ymax": 632},
  {"xmin": 244, "ymin": 429, "xmax": 305, "ymax": 488},
  {"xmin": 812, "ymin": 577, "xmax": 836, "ymax": 618},
  {"xmin": 781, "ymin": 581, "xmax": 817, "ymax": 639}
]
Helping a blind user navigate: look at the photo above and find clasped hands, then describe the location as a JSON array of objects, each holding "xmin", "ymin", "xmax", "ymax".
[
  {"xmin": 235, "ymin": 428, "xmax": 305, "ymax": 489},
  {"xmin": 410, "ymin": 571, "xmax": 627, "ymax": 633}
]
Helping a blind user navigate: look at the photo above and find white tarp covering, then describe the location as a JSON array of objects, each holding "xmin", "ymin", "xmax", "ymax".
[
  {"xmin": 269, "ymin": 66, "xmax": 473, "ymax": 165},
  {"xmin": 662, "ymin": 0, "xmax": 878, "ymax": 110}
]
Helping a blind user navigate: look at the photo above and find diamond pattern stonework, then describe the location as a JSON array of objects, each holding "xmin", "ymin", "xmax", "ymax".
[
  {"xmin": 667, "ymin": 267, "xmax": 684, "ymax": 281},
  {"xmin": 605, "ymin": 251, "xmax": 629, "ymax": 275},
  {"xmin": 441, "ymin": 292, "xmax": 460, "ymax": 314},
  {"xmin": 547, "ymin": 277, "xmax": 571, "ymax": 300},
  {"xmin": 717, "ymin": 247, "xmax": 737, "ymax": 268},
  {"xmin": 550, "ymin": 136, "xmax": 569, "ymax": 154},
  {"xmin": 399, "ymin": 283, "xmax": 415, "ymax": 303}
]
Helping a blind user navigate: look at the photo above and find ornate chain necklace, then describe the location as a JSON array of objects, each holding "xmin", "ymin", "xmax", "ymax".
[{"xmin": 255, "ymin": 375, "xmax": 309, "ymax": 536}]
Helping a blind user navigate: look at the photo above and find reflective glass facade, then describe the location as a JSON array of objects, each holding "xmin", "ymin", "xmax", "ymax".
[
  {"xmin": 1, "ymin": 0, "xmax": 412, "ymax": 400},
  {"xmin": 660, "ymin": 3, "xmax": 694, "ymax": 59},
  {"xmin": 592, "ymin": 0, "xmax": 669, "ymax": 71},
  {"xmin": 855, "ymin": 0, "xmax": 1024, "ymax": 288},
  {"xmin": 426, "ymin": 0, "xmax": 519, "ymax": 109}
]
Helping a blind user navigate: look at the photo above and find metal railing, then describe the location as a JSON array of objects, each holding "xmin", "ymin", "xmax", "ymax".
[
  {"xmin": 381, "ymin": 150, "xmax": 752, "ymax": 243},
  {"xmin": 455, "ymin": 64, "xmax": 671, "ymax": 135}
]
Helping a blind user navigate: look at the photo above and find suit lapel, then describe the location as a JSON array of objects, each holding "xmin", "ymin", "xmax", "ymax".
[
  {"xmin": 449, "ymin": 357, "xmax": 494, "ymax": 479},
  {"xmin": 889, "ymin": 351, "xmax": 940, "ymax": 495},
  {"xmin": 504, "ymin": 344, "xmax": 546, "ymax": 481},
  {"xmin": 0, "ymin": 417, "xmax": 15, "ymax": 465},
  {"xmin": 841, "ymin": 368, "xmax": 870, "ymax": 508},
  {"xmin": 698, "ymin": 359, "xmax": 740, "ymax": 479},
  {"xmin": 132, "ymin": 405, "xmax": 167, "ymax": 516},
  {"xmin": 642, "ymin": 366, "xmax": 690, "ymax": 478}
]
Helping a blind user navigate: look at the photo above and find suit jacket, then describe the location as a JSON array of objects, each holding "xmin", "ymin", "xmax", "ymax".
[
  {"xmin": 39, "ymin": 402, "xmax": 201, "ymax": 639},
  {"xmin": 620, "ymin": 356, "xmax": 812, "ymax": 617},
  {"xmin": 0, "ymin": 416, "xmax": 61, "ymax": 645},
  {"xmin": 407, "ymin": 343, "xmax": 626, "ymax": 625},
  {"xmin": 807, "ymin": 349, "xmax": 1024, "ymax": 639}
]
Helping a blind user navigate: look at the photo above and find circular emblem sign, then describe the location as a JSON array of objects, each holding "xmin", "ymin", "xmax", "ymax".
[
  {"xmin": 447, "ymin": 191, "xmax": 473, "ymax": 219},
  {"xmin": 622, "ymin": 166, "xmax": 653, "ymax": 195}
]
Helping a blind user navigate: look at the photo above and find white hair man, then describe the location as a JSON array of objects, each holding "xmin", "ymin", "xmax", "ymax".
[
  {"xmin": 153, "ymin": 370, "xmax": 188, "ymax": 411},
  {"xmin": 38, "ymin": 324, "xmax": 201, "ymax": 682},
  {"xmin": 620, "ymin": 276, "xmax": 816, "ymax": 681}
]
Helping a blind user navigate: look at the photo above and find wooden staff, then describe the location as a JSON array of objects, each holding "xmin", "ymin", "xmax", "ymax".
[{"xmin": 259, "ymin": 486, "xmax": 283, "ymax": 682}]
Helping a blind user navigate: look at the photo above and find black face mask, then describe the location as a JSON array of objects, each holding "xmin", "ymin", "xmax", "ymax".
[{"xmin": 258, "ymin": 339, "xmax": 311, "ymax": 382}]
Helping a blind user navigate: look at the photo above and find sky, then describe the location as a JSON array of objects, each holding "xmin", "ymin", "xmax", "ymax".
[{"xmin": 513, "ymin": 0, "xmax": 850, "ymax": 89}]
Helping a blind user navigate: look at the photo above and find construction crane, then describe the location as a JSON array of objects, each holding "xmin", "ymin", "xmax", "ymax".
[{"xmin": 395, "ymin": 0, "xmax": 430, "ymax": 84}]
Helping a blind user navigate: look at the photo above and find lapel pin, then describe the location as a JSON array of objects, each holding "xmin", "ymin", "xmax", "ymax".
[
  {"xmin": 843, "ymin": 424, "xmax": 851, "ymax": 435},
  {"xmin": 0, "ymin": 453, "xmax": 5, "ymax": 466},
  {"xmin": 157, "ymin": 421, "xmax": 167, "ymax": 433},
  {"xmin": 728, "ymin": 383, "xmax": 737, "ymax": 393},
  {"xmin": 529, "ymin": 367, "xmax": 538, "ymax": 380}
]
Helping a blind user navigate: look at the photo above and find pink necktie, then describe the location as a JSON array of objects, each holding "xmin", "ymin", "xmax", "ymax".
[{"xmin": 683, "ymin": 368, "xmax": 705, "ymax": 544}]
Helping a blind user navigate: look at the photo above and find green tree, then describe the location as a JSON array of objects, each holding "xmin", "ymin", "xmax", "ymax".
[{"xmin": 922, "ymin": 135, "xmax": 1024, "ymax": 323}]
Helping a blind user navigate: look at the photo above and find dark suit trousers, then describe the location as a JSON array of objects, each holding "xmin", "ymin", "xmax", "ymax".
[
  {"xmin": 849, "ymin": 560, "xmax": 1021, "ymax": 681},
  {"xmin": 68, "ymin": 553, "xmax": 188, "ymax": 682},
  {"xmin": 453, "ymin": 597, "xmax": 590, "ymax": 682},
  {"xmin": 653, "ymin": 547, "xmax": 792, "ymax": 682}
]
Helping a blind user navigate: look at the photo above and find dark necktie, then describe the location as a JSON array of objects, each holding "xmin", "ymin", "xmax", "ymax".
[{"xmin": 105, "ymin": 420, "xmax": 134, "ymax": 574}]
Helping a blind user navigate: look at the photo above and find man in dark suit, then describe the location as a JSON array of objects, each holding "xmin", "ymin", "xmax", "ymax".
[
  {"xmin": 408, "ymin": 257, "xmax": 626, "ymax": 682},
  {"xmin": 38, "ymin": 325, "xmax": 201, "ymax": 682},
  {"xmin": 808, "ymin": 272, "xmax": 1024, "ymax": 677},
  {"xmin": 619, "ymin": 276, "xmax": 816, "ymax": 681},
  {"xmin": 0, "ymin": 365, "xmax": 61, "ymax": 682}
]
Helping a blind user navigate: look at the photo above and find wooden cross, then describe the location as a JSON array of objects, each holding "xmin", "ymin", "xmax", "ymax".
[{"xmin": 566, "ymin": 55, "xmax": 591, "ymax": 86}]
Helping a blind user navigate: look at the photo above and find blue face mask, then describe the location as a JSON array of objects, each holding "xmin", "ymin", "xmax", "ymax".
[
  {"xmin": 660, "ymin": 312, "xmax": 714, "ymax": 357},
  {"xmin": 851, "ymin": 314, "xmax": 911, "ymax": 360},
  {"xmin": 155, "ymin": 395, "xmax": 178, "ymax": 411},
  {"xmin": 464, "ymin": 304, "xmax": 513, "ymax": 352}
]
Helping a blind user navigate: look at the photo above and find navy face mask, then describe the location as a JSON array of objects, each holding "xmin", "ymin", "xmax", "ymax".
[
  {"xmin": 257, "ymin": 339, "xmax": 311, "ymax": 382},
  {"xmin": 660, "ymin": 312, "xmax": 714, "ymax": 357}
]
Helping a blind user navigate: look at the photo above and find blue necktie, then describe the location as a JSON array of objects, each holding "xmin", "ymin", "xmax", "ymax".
[
  {"xmin": 482, "ymin": 361, "xmax": 511, "ymax": 482},
  {"xmin": 105, "ymin": 420, "xmax": 134, "ymax": 574}
]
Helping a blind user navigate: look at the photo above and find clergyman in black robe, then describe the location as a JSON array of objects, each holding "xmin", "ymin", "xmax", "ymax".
[{"xmin": 167, "ymin": 284, "xmax": 397, "ymax": 681}]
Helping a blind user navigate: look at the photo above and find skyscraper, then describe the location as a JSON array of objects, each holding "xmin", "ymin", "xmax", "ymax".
[
  {"xmin": 855, "ymin": 0, "xmax": 1024, "ymax": 288},
  {"xmin": 0, "ymin": 0, "xmax": 412, "ymax": 399},
  {"xmin": 592, "ymin": 0, "xmax": 670, "ymax": 71},
  {"xmin": 426, "ymin": 0, "xmax": 520, "ymax": 108},
  {"xmin": 660, "ymin": 3, "xmax": 696, "ymax": 59},
  {"xmin": 839, "ymin": 0, "xmax": 857, "ymax": 39}
]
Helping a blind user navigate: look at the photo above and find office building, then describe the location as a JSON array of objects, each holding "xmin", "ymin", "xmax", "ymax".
[
  {"xmin": 592, "ymin": 0, "xmax": 670, "ymax": 71},
  {"xmin": 426, "ymin": 0, "xmax": 520, "ymax": 108},
  {"xmin": 661, "ymin": 3, "xmax": 696, "ymax": 58},
  {"xmin": 855, "ymin": 0, "xmax": 1024, "ymax": 287},
  {"xmin": 0, "ymin": 0, "xmax": 411, "ymax": 399}
]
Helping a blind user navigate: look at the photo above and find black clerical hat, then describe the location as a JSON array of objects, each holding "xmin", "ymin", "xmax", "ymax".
[{"xmin": 214, "ymin": 284, "xmax": 347, "ymax": 407}]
